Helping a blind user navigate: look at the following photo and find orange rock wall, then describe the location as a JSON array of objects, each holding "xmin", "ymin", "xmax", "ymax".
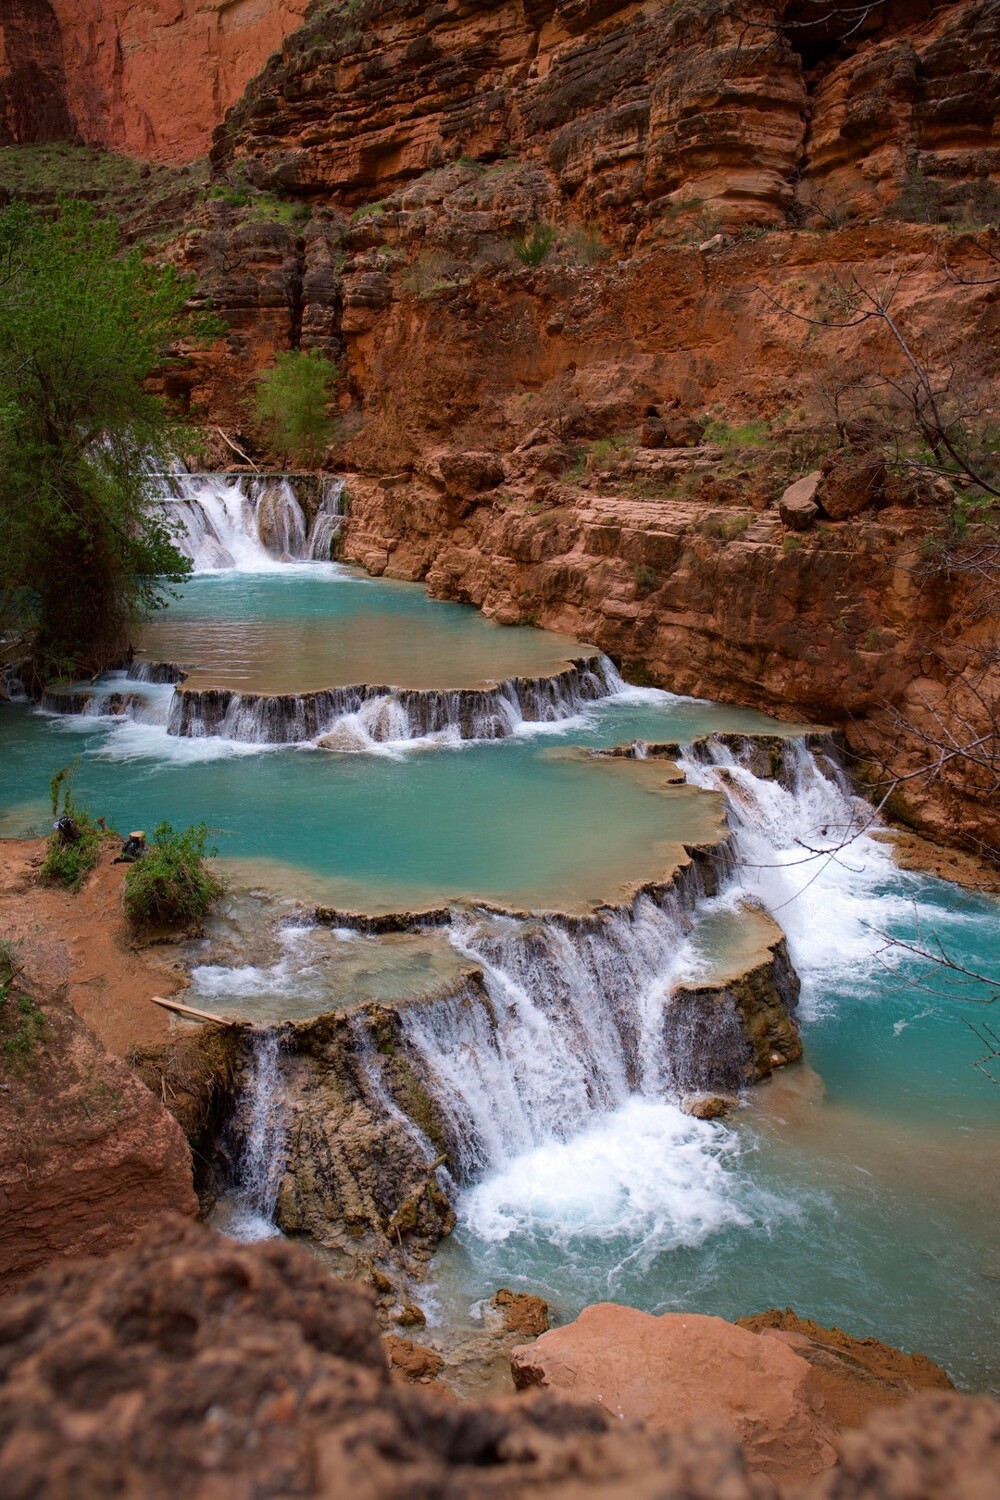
[{"xmin": 0, "ymin": 0, "xmax": 309, "ymax": 161}]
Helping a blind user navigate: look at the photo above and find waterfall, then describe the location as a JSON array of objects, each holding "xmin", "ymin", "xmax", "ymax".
[
  {"xmin": 680, "ymin": 734, "xmax": 901, "ymax": 1010},
  {"xmin": 166, "ymin": 655, "xmax": 619, "ymax": 746},
  {"xmin": 150, "ymin": 471, "xmax": 337, "ymax": 572},
  {"xmin": 308, "ymin": 477, "xmax": 346, "ymax": 560},
  {"xmin": 225, "ymin": 1029, "xmax": 287, "ymax": 1241},
  {"xmin": 362, "ymin": 735, "xmax": 875, "ymax": 1199}
]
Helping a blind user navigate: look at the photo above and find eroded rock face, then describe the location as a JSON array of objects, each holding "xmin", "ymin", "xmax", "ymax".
[
  {"xmin": 0, "ymin": 980, "xmax": 197, "ymax": 1295},
  {"xmin": 214, "ymin": 0, "xmax": 1000, "ymax": 232},
  {"xmin": 234, "ymin": 1007, "xmax": 457, "ymax": 1257},
  {"xmin": 1, "ymin": 1220, "xmax": 994, "ymax": 1500}
]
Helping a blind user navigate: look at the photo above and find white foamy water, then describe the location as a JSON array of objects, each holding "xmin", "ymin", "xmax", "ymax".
[
  {"xmin": 460, "ymin": 1097, "xmax": 752, "ymax": 1253},
  {"xmin": 153, "ymin": 471, "xmax": 345, "ymax": 572},
  {"xmin": 217, "ymin": 1029, "xmax": 287, "ymax": 1242},
  {"xmin": 681, "ymin": 738, "xmax": 914, "ymax": 1015}
]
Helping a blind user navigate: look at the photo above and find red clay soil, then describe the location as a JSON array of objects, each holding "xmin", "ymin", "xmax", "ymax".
[{"xmin": 0, "ymin": 836, "xmax": 187, "ymax": 1056}]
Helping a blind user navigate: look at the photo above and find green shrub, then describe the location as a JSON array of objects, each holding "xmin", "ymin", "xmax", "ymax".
[
  {"xmin": 0, "ymin": 940, "xmax": 47, "ymax": 1070},
  {"xmin": 513, "ymin": 223, "xmax": 556, "ymax": 267},
  {"xmin": 123, "ymin": 821, "xmax": 223, "ymax": 929},
  {"xmin": 41, "ymin": 766, "xmax": 101, "ymax": 889},
  {"xmin": 254, "ymin": 348, "xmax": 339, "ymax": 466},
  {"xmin": 351, "ymin": 200, "xmax": 385, "ymax": 223},
  {"xmin": 700, "ymin": 512, "xmax": 751, "ymax": 540},
  {"xmin": 889, "ymin": 167, "xmax": 943, "ymax": 225},
  {"xmin": 635, "ymin": 564, "xmax": 659, "ymax": 596}
]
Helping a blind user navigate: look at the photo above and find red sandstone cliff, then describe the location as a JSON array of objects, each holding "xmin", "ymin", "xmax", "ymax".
[{"xmin": 0, "ymin": 0, "xmax": 309, "ymax": 161}]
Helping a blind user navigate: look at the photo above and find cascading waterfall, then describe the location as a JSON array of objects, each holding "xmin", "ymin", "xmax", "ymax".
[
  {"xmin": 351, "ymin": 735, "xmax": 881, "ymax": 1251},
  {"xmin": 165, "ymin": 654, "xmax": 618, "ymax": 746},
  {"xmin": 680, "ymin": 735, "xmax": 900, "ymax": 1010},
  {"xmin": 150, "ymin": 471, "xmax": 339, "ymax": 571},
  {"xmin": 398, "ymin": 895, "xmax": 699, "ymax": 1181},
  {"xmin": 225, "ymin": 1029, "xmax": 288, "ymax": 1240},
  {"xmin": 308, "ymin": 477, "xmax": 346, "ymax": 560}
]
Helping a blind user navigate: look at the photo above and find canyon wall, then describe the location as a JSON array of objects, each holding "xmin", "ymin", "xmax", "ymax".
[
  {"xmin": 215, "ymin": 0, "xmax": 1000, "ymax": 231},
  {"xmin": 0, "ymin": 0, "xmax": 309, "ymax": 161},
  {"xmin": 2, "ymin": 0, "xmax": 997, "ymax": 854}
]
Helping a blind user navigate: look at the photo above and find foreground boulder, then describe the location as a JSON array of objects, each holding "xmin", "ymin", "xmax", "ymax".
[
  {"xmin": 0, "ymin": 1221, "xmax": 994, "ymax": 1500},
  {"xmin": 510, "ymin": 1303, "xmax": 954, "ymax": 1489}
]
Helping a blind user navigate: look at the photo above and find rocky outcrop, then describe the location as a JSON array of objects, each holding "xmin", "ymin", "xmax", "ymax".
[
  {"xmin": 1, "ymin": 1221, "xmax": 993, "ymax": 1500},
  {"xmin": 492, "ymin": 1287, "xmax": 550, "ymax": 1337},
  {"xmin": 232, "ymin": 1005, "xmax": 458, "ymax": 1257},
  {"xmin": 738, "ymin": 1308, "xmax": 956, "ymax": 1413},
  {"xmin": 0, "ymin": 973, "xmax": 197, "ymax": 1295},
  {"xmin": 510, "ymin": 1303, "xmax": 956, "ymax": 1488},
  {"xmin": 666, "ymin": 919, "xmax": 803, "ymax": 1090},
  {"xmin": 0, "ymin": 1, "xmax": 310, "ymax": 162}
]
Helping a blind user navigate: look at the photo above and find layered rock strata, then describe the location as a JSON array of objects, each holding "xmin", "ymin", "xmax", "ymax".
[{"xmin": 214, "ymin": 0, "xmax": 1000, "ymax": 232}]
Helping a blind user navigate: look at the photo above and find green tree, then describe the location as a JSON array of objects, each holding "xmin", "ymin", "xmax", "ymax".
[
  {"xmin": 0, "ymin": 199, "xmax": 210, "ymax": 685},
  {"xmin": 254, "ymin": 348, "xmax": 338, "ymax": 466}
]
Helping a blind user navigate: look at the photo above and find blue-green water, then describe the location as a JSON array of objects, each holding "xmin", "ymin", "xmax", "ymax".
[
  {"xmin": 2, "ymin": 568, "xmax": 996, "ymax": 1393},
  {"xmin": 138, "ymin": 566, "xmax": 591, "ymax": 691}
]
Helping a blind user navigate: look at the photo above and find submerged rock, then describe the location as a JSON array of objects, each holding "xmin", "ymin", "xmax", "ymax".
[
  {"xmin": 492, "ymin": 1287, "xmax": 550, "ymax": 1338},
  {"xmin": 681, "ymin": 1093, "xmax": 735, "ymax": 1120}
]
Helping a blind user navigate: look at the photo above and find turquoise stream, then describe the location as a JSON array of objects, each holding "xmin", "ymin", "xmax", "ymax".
[{"xmin": 1, "ymin": 567, "xmax": 996, "ymax": 1392}]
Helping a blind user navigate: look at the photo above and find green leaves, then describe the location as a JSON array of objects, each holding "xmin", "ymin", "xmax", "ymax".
[
  {"xmin": 254, "ymin": 348, "xmax": 338, "ymax": 467},
  {"xmin": 122, "ymin": 821, "xmax": 223, "ymax": 929},
  {"xmin": 0, "ymin": 199, "xmax": 213, "ymax": 681}
]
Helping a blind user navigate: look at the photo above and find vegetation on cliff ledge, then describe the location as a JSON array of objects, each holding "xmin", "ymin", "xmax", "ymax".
[{"xmin": 254, "ymin": 349, "xmax": 339, "ymax": 467}]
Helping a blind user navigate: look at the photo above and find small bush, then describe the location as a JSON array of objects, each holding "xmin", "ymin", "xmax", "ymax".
[
  {"xmin": 589, "ymin": 433, "xmax": 637, "ymax": 466},
  {"xmin": 123, "ymin": 821, "xmax": 223, "ymax": 929},
  {"xmin": 41, "ymin": 766, "xmax": 101, "ymax": 890},
  {"xmin": 635, "ymin": 564, "xmax": 659, "ymax": 596},
  {"xmin": 889, "ymin": 167, "xmax": 943, "ymax": 225},
  {"xmin": 700, "ymin": 513, "xmax": 751, "ymax": 540},
  {"xmin": 513, "ymin": 223, "xmax": 556, "ymax": 267},
  {"xmin": 351, "ymin": 200, "xmax": 385, "ymax": 223},
  {"xmin": 562, "ymin": 225, "xmax": 607, "ymax": 265}
]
